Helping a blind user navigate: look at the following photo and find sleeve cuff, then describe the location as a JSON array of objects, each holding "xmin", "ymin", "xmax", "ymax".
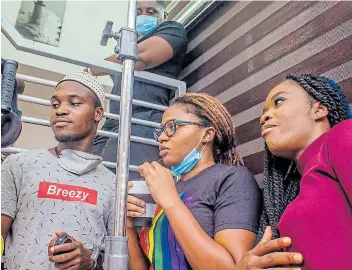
[{"xmin": 215, "ymin": 222, "xmax": 259, "ymax": 234}]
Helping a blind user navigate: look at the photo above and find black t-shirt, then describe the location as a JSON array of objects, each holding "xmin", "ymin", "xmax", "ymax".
[
  {"xmin": 110, "ymin": 21, "xmax": 188, "ymax": 116},
  {"xmin": 94, "ymin": 21, "xmax": 187, "ymax": 171},
  {"xmin": 140, "ymin": 163, "xmax": 262, "ymax": 269}
]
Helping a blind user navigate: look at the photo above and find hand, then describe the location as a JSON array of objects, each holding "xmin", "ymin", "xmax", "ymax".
[
  {"xmin": 139, "ymin": 162, "xmax": 180, "ymax": 209},
  {"xmin": 83, "ymin": 67, "xmax": 104, "ymax": 77},
  {"xmin": 126, "ymin": 181, "xmax": 146, "ymax": 227},
  {"xmin": 48, "ymin": 232, "xmax": 93, "ymax": 270},
  {"xmin": 235, "ymin": 226, "xmax": 303, "ymax": 270}
]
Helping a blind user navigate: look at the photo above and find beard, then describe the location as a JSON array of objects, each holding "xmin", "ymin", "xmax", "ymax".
[
  {"xmin": 55, "ymin": 130, "xmax": 91, "ymax": 143},
  {"xmin": 54, "ymin": 118, "xmax": 95, "ymax": 143}
]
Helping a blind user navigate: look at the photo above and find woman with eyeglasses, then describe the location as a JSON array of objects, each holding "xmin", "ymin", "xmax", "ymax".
[{"xmin": 125, "ymin": 93, "xmax": 262, "ymax": 270}]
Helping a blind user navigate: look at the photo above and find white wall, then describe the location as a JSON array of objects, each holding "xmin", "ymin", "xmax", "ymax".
[{"xmin": 2, "ymin": 0, "xmax": 129, "ymax": 86}]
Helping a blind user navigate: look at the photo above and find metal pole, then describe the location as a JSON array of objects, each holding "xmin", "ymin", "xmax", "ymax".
[
  {"xmin": 114, "ymin": 58, "xmax": 135, "ymax": 236},
  {"xmin": 114, "ymin": 0, "xmax": 137, "ymax": 236},
  {"xmin": 104, "ymin": 0, "xmax": 137, "ymax": 269}
]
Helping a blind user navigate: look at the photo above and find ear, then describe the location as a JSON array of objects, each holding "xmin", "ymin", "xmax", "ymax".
[
  {"xmin": 312, "ymin": 102, "xmax": 328, "ymax": 121},
  {"xmin": 94, "ymin": 107, "xmax": 104, "ymax": 123},
  {"xmin": 164, "ymin": 11, "xmax": 168, "ymax": 21},
  {"xmin": 203, "ymin": 127, "xmax": 216, "ymax": 144}
]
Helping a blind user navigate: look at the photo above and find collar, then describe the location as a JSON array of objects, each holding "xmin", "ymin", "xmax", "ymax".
[
  {"xmin": 296, "ymin": 132, "xmax": 328, "ymax": 175},
  {"xmin": 55, "ymin": 148, "xmax": 103, "ymax": 175}
]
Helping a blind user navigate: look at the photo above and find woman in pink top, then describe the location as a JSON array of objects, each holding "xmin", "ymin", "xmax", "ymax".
[{"xmin": 234, "ymin": 74, "xmax": 352, "ymax": 270}]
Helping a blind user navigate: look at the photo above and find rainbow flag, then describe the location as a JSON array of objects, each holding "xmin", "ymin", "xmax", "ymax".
[{"xmin": 140, "ymin": 189, "xmax": 196, "ymax": 270}]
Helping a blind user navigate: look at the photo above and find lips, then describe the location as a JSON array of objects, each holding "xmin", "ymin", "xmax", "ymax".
[
  {"xmin": 52, "ymin": 118, "xmax": 72, "ymax": 127},
  {"xmin": 261, "ymin": 125, "xmax": 277, "ymax": 137},
  {"xmin": 159, "ymin": 145, "xmax": 169, "ymax": 157}
]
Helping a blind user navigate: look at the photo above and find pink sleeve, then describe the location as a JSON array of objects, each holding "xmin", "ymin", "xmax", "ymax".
[{"xmin": 327, "ymin": 119, "xmax": 352, "ymax": 204}]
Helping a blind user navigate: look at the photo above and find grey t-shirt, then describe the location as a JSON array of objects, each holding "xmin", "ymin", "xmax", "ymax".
[
  {"xmin": 1, "ymin": 149, "xmax": 116, "ymax": 269},
  {"xmin": 140, "ymin": 163, "xmax": 262, "ymax": 269}
]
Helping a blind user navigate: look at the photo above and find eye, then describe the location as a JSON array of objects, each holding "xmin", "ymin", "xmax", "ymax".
[
  {"xmin": 274, "ymin": 97, "xmax": 285, "ymax": 107},
  {"xmin": 147, "ymin": 9, "xmax": 156, "ymax": 15},
  {"xmin": 71, "ymin": 102, "xmax": 81, "ymax": 106},
  {"xmin": 51, "ymin": 102, "xmax": 59, "ymax": 109}
]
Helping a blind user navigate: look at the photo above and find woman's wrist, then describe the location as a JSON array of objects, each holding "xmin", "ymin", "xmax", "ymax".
[{"xmin": 162, "ymin": 195, "xmax": 183, "ymax": 212}]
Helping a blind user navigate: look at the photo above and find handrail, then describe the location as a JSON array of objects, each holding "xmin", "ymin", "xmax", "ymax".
[
  {"xmin": 1, "ymin": 15, "xmax": 187, "ymax": 97},
  {"xmin": 17, "ymin": 94, "xmax": 160, "ymax": 128},
  {"xmin": 16, "ymin": 73, "xmax": 168, "ymax": 111},
  {"xmin": 20, "ymin": 115, "xmax": 159, "ymax": 146}
]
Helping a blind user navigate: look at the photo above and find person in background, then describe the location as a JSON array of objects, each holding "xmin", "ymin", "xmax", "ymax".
[
  {"xmin": 235, "ymin": 74, "xmax": 352, "ymax": 270},
  {"xmin": 87, "ymin": 0, "xmax": 188, "ymax": 179},
  {"xmin": 1, "ymin": 72, "xmax": 115, "ymax": 269},
  {"xmin": 126, "ymin": 93, "xmax": 262, "ymax": 270}
]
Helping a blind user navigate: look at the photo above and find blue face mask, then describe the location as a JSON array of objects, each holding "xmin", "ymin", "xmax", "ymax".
[
  {"xmin": 171, "ymin": 133, "xmax": 208, "ymax": 176},
  {"xmin": 136, "ymin": 15, "xmax": 158, "ymax": 36}
]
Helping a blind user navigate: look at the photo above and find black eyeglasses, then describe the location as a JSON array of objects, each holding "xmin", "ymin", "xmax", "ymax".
[{"xmin": 153, "ymin": 119, "xmax": 209, "ymax": 142}]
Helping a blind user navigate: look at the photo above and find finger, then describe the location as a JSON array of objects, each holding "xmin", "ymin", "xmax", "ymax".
[
  {"xmin": 258, "ymin": 226, "xmax": 272, "ymax": 245},
  {"xmin": 258, "ymin": 252, "xmax": 303, "ymax": 268},
  {"xmin": 49, "ymin": 248, "xmax": 79, "ymax": 264},
  {"xmin": 55, "ymin": 231, "xmax": 64, "ymax": 237},
  {"xmin": 139, "ymin": 163, "xmax": 154, "ymax": 178},
  {"xmin": 54, "ymin": 256, "xmax": 77, "ymax": 269},
  {"xmin": 128, "ymin": 181, "xmax": 133, "ymax": 190},
  {"xmin": 267, "ymin": 267, "xmax": 301, "ymax": 270},
  {"xmin": 128, "ymin": 210, "xmax": 143, "ymax": 217},
  {"xmin": 150, "ymin": 161, "xmax": 162, "ymax": 170},
  {"xmin": 127, "ymin": 195, "xmax": 146, "ymax": 207},
  {"xmin": 49, "ymin": 242, "xmax": 79, "ymax": 258},
  {"xmin": 254, "ymin": 237, "xmax": 292, "ymax": 256},
  {"xmin": 127, "ymin": 203, "xmax": 145, "ymax": 213}
]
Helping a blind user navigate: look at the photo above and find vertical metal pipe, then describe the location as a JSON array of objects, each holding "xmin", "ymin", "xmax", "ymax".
[{"xmin": 114, "ymin": 0, "xmax": 137, "ymax": 237}]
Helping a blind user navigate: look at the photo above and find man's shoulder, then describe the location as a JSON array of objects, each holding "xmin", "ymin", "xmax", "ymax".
[
  {"xmin": 158, "ymin": 20, "xmax": 185, "ymax": 29},
  {"xmin": 156, "ymin": 21, "xmax": 186, "ymax": 35},
  {"xmin": 4, "ymin": 149, "xmax": 49, "ymax": 164},
  {"xmin": 95, "ymin": 164, "xmax": 116, "ymax": 179}
]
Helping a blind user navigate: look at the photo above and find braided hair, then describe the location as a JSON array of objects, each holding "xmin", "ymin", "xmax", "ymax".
[
  {"xmin": 173, "ymin": 93, "xmax": 243, "ymax": 166},
  {"xmin": 257, "ymin": 74, "xmax": 352, "ymax": 241}
]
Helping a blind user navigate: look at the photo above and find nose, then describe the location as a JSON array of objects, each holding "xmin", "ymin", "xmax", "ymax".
[
  {"xmin": 260, "ymin": 112, "xmax": 271, "ymax": 126},
  {"xmin": 157, "ymin": 129, "xmax": 169, "ymax": 143},
  {"xmin": 55, "ymin": 104, "xmax": 69, "ymax": 116}
]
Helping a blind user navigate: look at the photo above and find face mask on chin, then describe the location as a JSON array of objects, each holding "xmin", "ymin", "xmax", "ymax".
[
  {"xmin": 171, "ymin": 131, "xmax": 208, "ymax": 177},
  {"xmin": 56, "ymin": 148, "xmax": 103, "ymax": 175}
]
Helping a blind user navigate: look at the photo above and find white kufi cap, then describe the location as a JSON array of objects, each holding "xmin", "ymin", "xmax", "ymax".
[{"xmin": 57, "ymin": 71, "xmax": 105, "ymax": 107}]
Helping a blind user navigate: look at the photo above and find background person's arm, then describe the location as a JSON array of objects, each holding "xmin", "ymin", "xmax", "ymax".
[
  {"xmin": 87, "ymin": 35, "xmax": 174, "ymax": 76},
  {"xmin": 87, "ymin": 22, "xmax": 187, "ymax": 75},
  {"xmin": 127, "ymin": 226, "xmax": 149, "ymax": 270},
  {"xmin": 1, "ymin": 215, "xmax": 13, "ymax": 241}
]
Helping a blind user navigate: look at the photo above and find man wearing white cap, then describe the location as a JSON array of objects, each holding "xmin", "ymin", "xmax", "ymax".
[{"xmin": 1, "ymin": 71, "xmax": 114, "ymax": 269}]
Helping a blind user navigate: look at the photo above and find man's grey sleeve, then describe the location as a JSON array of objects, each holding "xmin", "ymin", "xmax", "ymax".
[{"xmin": 1, "ymin": 157, "xmax": 19, "ymax": 219}]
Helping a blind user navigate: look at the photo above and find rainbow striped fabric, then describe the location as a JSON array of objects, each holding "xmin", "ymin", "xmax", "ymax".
[{"xmin": 140, "ymin": 189, "xmax": 197, "ymax": 270}]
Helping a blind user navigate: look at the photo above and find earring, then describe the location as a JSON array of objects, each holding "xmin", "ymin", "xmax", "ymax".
[{"xmin": 284, "ymin": 161, "xmax": 295, "ymax": 181}]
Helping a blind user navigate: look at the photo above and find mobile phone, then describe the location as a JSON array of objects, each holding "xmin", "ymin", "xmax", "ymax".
[{"xmin": 52, "ymin": 233, "xmax": 72, "ymax": 256}]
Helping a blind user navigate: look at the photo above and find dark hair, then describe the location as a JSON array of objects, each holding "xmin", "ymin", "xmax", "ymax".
[
  {"xmin": 92, "ymin": 92, "xmax": 102, "ymax": 108},
  {"xmin": 173, "ymin": 93, "xmax": 243, "ymax": 166},
  {"xmin": 257, "ymin": 74, "xmax": 352, "ymax": 241}
]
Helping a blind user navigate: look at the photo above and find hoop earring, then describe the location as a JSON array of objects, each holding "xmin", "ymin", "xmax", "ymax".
[{"xmin": 284, "ymin": 161, "xmax": 296, "ymax": 181}]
